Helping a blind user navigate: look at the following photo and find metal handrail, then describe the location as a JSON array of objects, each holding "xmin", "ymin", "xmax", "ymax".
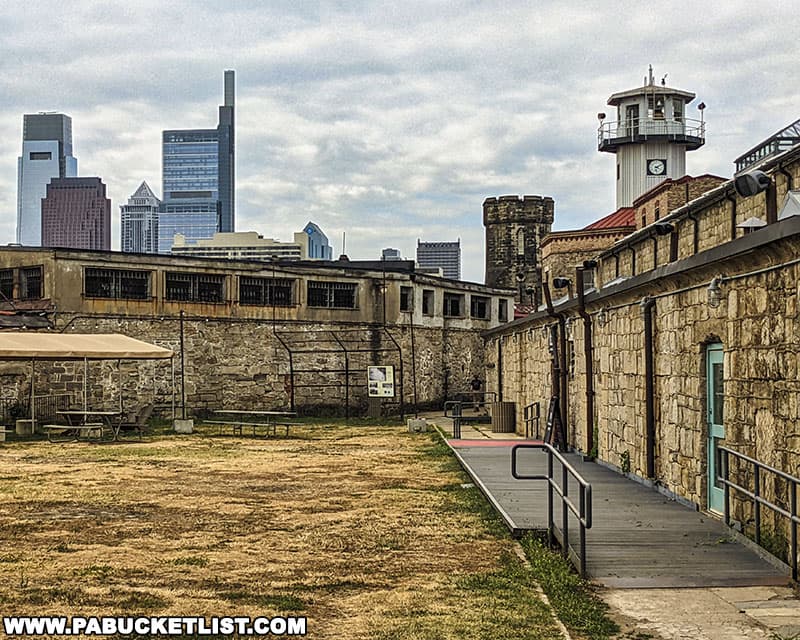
[
  {"xmin": 523, "ymin": 402, "xmax": 541, "ymax": 439},
  {"xmin": 512, "ymin": 443, "xmax": 593, "ymax": 577},
  {"xmin": 718, "ymin": 446, "xmax": 799, "ymax": 580},
  {"xmin": 598, "ymin": 116, "xmax": 705, "ymax": 145},
  {"xmin": 444, "ymin": 401, "xmax": 463, "ymax": 439}
]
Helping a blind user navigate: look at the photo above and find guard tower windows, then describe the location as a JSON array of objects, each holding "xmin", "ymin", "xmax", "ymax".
[
  {"xmin": 673, "ymin": 100, "xmax": 683, "ymax": 122},
  {"xmin": 648, "ymin": 95, "xmax": 665, "ymax": 120}
]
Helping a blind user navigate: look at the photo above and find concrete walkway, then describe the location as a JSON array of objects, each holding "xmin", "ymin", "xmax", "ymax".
[{"xmin": 423, "ymin": 413, "xmax": 800, "ymax": 637}]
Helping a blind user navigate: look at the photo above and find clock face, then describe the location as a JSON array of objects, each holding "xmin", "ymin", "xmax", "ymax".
[{"xmin": 647, "ymin": 159, "xmax": 667, "ymax": 176}]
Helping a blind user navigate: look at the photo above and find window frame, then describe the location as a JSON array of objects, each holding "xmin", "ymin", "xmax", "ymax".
[
  {"xmin": 84, "ymin": 267, "xmax": 151, "ymax": 300},
  {"xmin": 443, "ymin": 292, "xmax": 465, "ymax": 318},
  {"xmin": 306, "ymin": 280, "xmax": 358, "ymax": 309},
  {"xmin": 165, "ymin": 271, "xmax": 226, "ymax": 303},
  {"xmin": 239, "ymin": 276, "xmax": 295, "ymax": 307},
  {"xmin": 470, "ymin": 295, "xmax": 490, "ymax": 320}
]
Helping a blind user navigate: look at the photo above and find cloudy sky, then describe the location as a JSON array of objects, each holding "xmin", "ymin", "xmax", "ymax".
[{"xmin": 1, "ymin": 1, "xmax": 798, "ymax": 282}]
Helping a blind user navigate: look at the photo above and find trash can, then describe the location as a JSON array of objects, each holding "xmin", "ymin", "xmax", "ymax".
[{"xmin": 491, "ymin": 401, "xmax": 516, "ymax": 433}]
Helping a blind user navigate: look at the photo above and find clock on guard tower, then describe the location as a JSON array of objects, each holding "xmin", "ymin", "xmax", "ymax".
[{"xmin": 647, "ymin": 159, "xmax": 667, "ymax": 176}]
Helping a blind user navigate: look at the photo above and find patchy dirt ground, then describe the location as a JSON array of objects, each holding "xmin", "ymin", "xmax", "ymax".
[{"xmin": 0, "ymin": 425, "xmax": 563, "ymax": 639}]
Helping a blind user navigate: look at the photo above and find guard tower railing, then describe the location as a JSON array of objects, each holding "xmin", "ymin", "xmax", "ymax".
[
  {"xmin": 511, "ymin": 443, "xmax": 593, "ymax": 577},
  {"xmin": 718, "ymin": 446, "xmax": 800, "ymax": 580}
]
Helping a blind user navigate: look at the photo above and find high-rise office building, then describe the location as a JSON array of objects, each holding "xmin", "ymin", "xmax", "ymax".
[
  {"xmin": 158, "ymin": 71, "xmax": 235, "ymax": 253},
  {"xmin": 121, "ymin": 181, "xmax": 160, "ymax": 253},
  {"xmin": 381, "ymin": 247, "xmax": 402, "ymax": 261},
  {"xmin": 416, "ymin": 239, "xmax": 461, "ymax": 280},
  {"xmin": 41, "ymin": 177, "xmax": 111, "ymax": 251},
  {"xmin": 16, "ymin": 113, "xmax": 78, "ymax": 246}
]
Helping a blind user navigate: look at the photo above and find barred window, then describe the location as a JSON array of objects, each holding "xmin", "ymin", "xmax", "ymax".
[
  {"xmin": 307, "ymin": 281, "xmax": 357, "ymax": 309},
  {"xmin": 400, "ymin": 286, "xmax": 413, "ymax": 312},
  {"xmin": 470, "ymin": 295, "xmax": 489, "ymax": 320},
  {"xmin": 240, "ymin": 277, "xmax": 294, "ymax": 306},
  {"xmin": 85, "ymin": 268, "xmax": 150, "ymax": 300},
  {"xmin": 20, "ymin": 267, "xmax": 42, "ymax": 300},
  {"xmin": 422, "ymin": 290, "xmax": 434, "ymax": 316},
  {"xmin": 165, "ymin": 272, "xmax": 225, "ymax": 303},
  {"xmin": 443, "ymin": 292, "xmax": 464, "ymax": 317},
  {"xmin": 0, "ymin": 270, "xmax": 12, "ymax": 301}
]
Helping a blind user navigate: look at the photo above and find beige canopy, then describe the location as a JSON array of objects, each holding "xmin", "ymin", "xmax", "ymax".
[{"xmin": 0, "ymin": 333, "xmax": 174, "ymax": 360}]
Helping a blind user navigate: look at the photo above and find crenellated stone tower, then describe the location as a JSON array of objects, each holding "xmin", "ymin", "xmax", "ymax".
[{"xmin": 483, "ymin": 195, "xmax": 554, "ymax": 306}]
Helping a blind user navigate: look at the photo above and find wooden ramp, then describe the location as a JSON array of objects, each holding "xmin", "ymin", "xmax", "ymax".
[{"xmin": 451, "ymin": 440, "xmax": 789, "ymax": 589}]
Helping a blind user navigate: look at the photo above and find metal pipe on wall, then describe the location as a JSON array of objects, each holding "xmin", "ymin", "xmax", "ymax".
[
  {"xmin": 543, "ymin": 281, "xmax": 568, "ymax": 449},
  {"xmin": 642, "ymin": 296, "xmax": 656, "ymax": 479},
  {"xmin": 576, "ymin": 266, "xmax": 595, "ymax": 457},
  {"xmin": 726, "ymin": 192, "xmax": 737, "ymax": 242}
]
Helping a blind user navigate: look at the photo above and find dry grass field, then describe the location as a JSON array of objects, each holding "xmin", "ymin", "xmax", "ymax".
[{"xmin": 0, "ymin": 423, "xmax": 569, "ymax": 639}]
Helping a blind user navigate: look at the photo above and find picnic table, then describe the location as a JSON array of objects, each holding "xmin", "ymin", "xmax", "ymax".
[
  {"xmin": 202, "ymin": 410, "xmax": 298, "ymax": 437},
  {"xmin": 42, "ymin": 409, "xmax": 122, "ymax": 443}
]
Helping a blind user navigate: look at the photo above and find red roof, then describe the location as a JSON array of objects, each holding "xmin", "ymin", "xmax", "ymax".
[{"xmin": 583, "ymin": 207, "xmax": 636, "ymax": 230}]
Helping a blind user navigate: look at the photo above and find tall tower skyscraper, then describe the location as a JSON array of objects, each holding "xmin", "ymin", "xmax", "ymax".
[
  {"xmin": 416, "ymin": 239, "xmax": 462, "ymax": 280},
  {"xmin": 159, "ymin": 70, "xmax": 235, "ymax": 253},
  {"xmin": 41, "ymin": 177, "xmax": 111, "ymax": 251},
  {"xmin": 121, "ymin": 181, "xmax": 161, "ymax": 253},
  {"xmin": 16, "ymin": 113, "xmax": 78, "ymax": 246}
]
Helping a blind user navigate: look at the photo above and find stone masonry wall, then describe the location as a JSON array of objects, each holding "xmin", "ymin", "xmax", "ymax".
[
  {"xmin": 0, "ymin": 316, "xmax": 486, "ymax": 421},
  {"xmin": 490, "ymin": 234, "xmax": 800, "ymax": 530},
  {"xmin": 484, "ymin": 195, "xmax": 554, "ymax": 303}
]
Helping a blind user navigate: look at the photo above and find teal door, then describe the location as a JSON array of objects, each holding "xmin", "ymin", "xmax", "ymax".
[{"xmin": 706, "ymin": 344, "xmax": 725, "ymax": 513}]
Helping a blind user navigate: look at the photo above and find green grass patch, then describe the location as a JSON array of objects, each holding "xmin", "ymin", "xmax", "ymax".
[
  {"xmin": 372, "ymin": 553, "xmax": 562, "ymax": 640},
  {"xmin": 171, "ymin": 555, "xmax": 209, "ymax": 567},
  {"xmin": 520, "ymin": 535, "xmax": 619, "ymax": 640}
]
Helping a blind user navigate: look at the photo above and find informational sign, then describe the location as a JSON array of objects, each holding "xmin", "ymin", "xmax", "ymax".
[{"xmin": 367, "ymin": 365, "xmax": 395, "ymax": 398}]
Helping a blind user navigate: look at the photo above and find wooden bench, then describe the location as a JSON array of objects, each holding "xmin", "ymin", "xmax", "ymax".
[
  {"xmin": 42, "ymin": 423, "xmax": 106, "ymax": 443},
  {"xmin": 199, "ymin": 420, "xmax": 294, "ymax": 438}
]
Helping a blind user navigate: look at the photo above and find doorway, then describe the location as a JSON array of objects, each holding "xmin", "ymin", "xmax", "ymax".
[{"xmin": 706, "ymin": 343, "xmax": 725, "ymax": 513}]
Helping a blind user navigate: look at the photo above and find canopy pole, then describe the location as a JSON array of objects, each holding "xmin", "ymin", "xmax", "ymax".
[
  {"xmin": 83, "ymin": 357, "xmax": 88, "ymax": 412},
  {"xmin": 171, "ymin": 356, "xmax": 176, "ymax": 420},
  {"xmin": 179, "ymin": 310, "xmax": 186, "ymax": 420},
  {"xmin": 118, "ymin": 359, "xmax": 122, "ymax": 416},
  {"xmin": 29, "ymin": 358, "xmax": 35, "ymax": 425}
]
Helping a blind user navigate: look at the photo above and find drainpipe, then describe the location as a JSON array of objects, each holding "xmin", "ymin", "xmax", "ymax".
[
  {"xmin": 725, "ymin": 191, "xmax": 737, "ymax": 241},
  {"xmin": 543, "ymin": 281, "xmax": 568, "ymax": 449},
  {"xmin": 766, "ymin": 179, "xmax": 778, "ymax": 225},
  {"xmin": 688, "ymin": 212, "xmax": 700, "ymax": 254},
  {"xmin": 778, "ymin": 163, "xmax": 794, "ymax": 191},
  {"xmin": 576, "ymin": 265, "xmax": 595, "ymax": 457},
  {"xmin": 641, "ymin": 296, "xmax": 656, "ymax": 479},
  {"xmin": 628, "ymin": 246, "xmax": 636, "ymax": 276}
]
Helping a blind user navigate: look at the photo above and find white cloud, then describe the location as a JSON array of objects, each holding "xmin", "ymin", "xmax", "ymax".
[{"xmin": 1, "ymin": 1, "xmax": 799, "ymax": 280}]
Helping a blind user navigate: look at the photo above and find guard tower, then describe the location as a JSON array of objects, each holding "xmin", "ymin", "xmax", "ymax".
[{"xmin": 598, "ymin": 66, "xmax": 706, "ymax": 208}]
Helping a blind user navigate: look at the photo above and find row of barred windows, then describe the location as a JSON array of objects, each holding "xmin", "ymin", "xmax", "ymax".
[{"xmin": 83, "ymin": 268, "xmax": 358, "ymax": 308}]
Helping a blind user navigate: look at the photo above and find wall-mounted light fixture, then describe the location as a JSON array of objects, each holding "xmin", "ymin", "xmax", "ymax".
[
  {"xmin": 597, "ymin": 307, "xmax": 608, "ymax": 327},
  {"xmin": 734, "ymin": 170, "xmax": 771, "ymax": 198},
  {"xmin": 707, "ymin": 275, "xmax": 725, "ymax": 308}
]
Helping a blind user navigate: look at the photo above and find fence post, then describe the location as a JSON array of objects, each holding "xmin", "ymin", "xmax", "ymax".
[
  {"xmin": 562, "ymin": 462, "xmax": 569, "ymax": 560},
  {"xmin": 722, "ymin": 449, "xmax": 730, "ymax": 527},
  {"xmin": 754, "ymin": 464, "xmax": 761, "ymax": 546},
  {"xmin": 792, "ymin": 483, "xmax": 798, "ymax": 582},
  {"xmin": 547, "ymin": 451, "xmax": 554, "ymax": 547}
]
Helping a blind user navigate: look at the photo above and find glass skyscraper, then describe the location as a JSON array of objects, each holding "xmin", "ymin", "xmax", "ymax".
[
  {"xmin": 16, "ymin": 113, "xmax": 78, "ymax": 246},
  {"xmin": 159, "ymin": 71, "xmax": 235, "ymax": 253}
]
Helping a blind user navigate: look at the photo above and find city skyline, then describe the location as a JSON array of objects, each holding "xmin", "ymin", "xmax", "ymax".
[{"xmin": 2, "ymin": 2, "xmax": 799, "ymax": 282}]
